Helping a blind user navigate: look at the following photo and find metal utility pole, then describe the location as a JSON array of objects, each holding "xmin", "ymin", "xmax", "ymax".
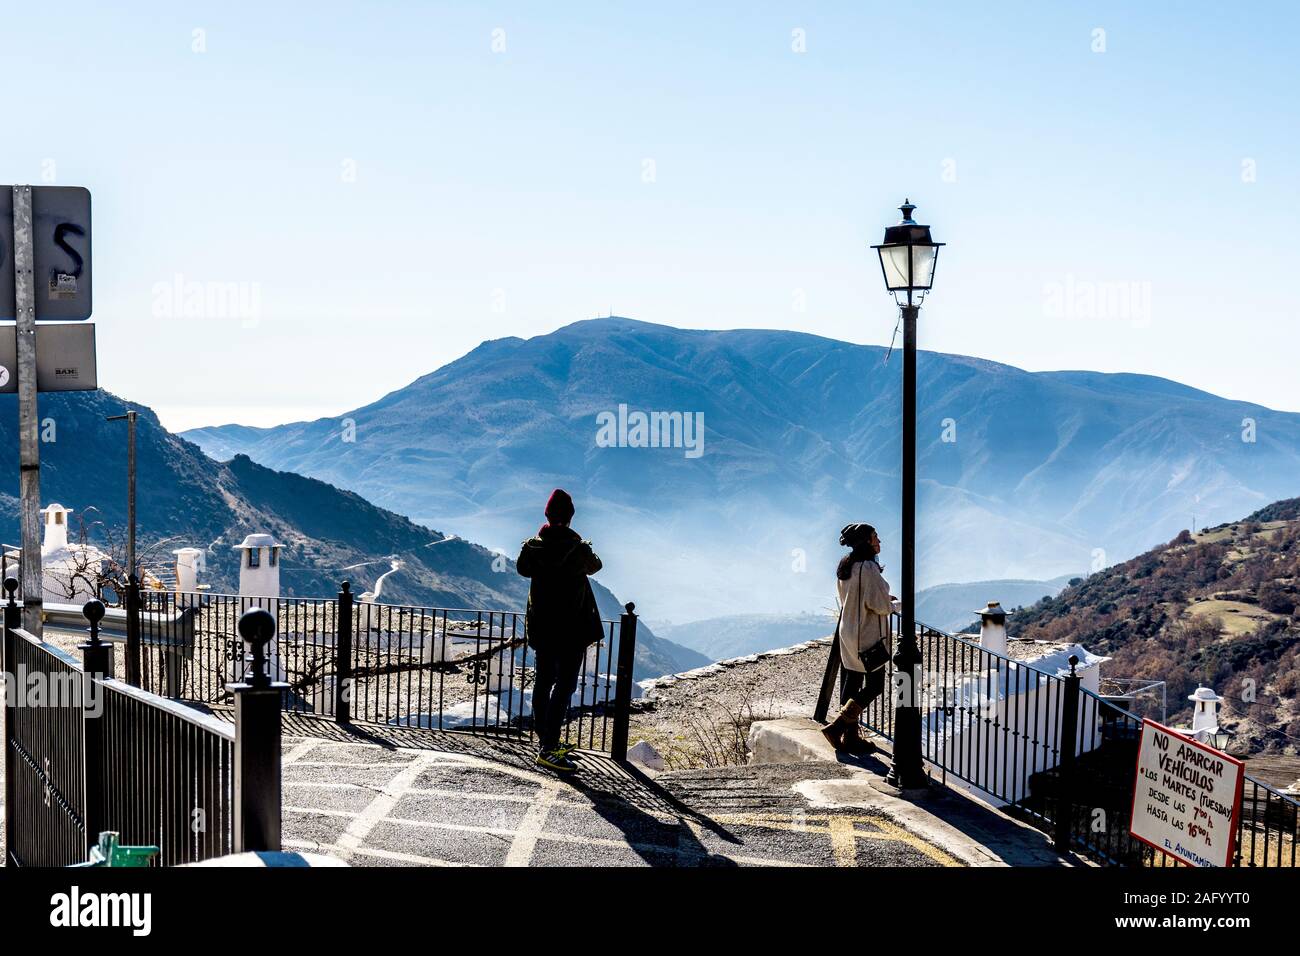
[
  {"xmin": 107, "ymin": 410, "xmax": 140, "ymax": 684},
  {"xmin": 3, "ymin": 184, "xmax": 94, "ymax": 641},
  {"xmin": 13, "ymin": 185, "xmax": 42, "ymax": 637},
  {"xmin": 106, "ymin": 410, "xmax": 138, "ymax": 579}
]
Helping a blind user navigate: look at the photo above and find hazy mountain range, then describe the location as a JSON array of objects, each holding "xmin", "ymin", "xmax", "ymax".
[
  {"xmin": 0, "ymin": 389, "xmax": 704, "ymax": 680},
  {"xmin": 916, "ymin": 574, "xmax": 1079, "ymax": 633},
  {"xmin": 184, "ymin": 317, "xmax": 1300, "ymax": 623},
  {"xmin": 649, "ymin": 576, "xmax": 1078, "ymax": 661}
]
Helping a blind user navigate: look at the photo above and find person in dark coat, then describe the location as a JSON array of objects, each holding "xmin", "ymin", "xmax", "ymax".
[{"xmin": 516, "ymin": 488, "xmax": 604, "ymax": 772}]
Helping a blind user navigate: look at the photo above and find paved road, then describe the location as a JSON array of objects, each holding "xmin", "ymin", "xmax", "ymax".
[
  {"xmin": 276, "ymin": 720, "xmax": 960, "ymax": 867},
  {"xmin": 0, "ymin": 709, "xmax": 961, "ymax": 867}
]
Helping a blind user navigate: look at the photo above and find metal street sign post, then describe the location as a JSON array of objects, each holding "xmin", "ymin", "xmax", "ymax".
[
  {"xmin": 3, "ymin": 184, "xmax": 94, "ymax": 636},
  {"xmin": 12, "ymin": 186, "xmax": 41, "ymax": 635}
]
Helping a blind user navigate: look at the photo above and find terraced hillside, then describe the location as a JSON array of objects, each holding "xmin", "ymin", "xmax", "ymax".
[{"xmin": 1004, "ymin": 498, "xmax": 1300, "ymax": 756}]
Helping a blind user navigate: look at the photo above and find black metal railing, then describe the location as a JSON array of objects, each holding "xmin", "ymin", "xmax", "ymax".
[
  {"xmin": 94, "ymin": 677, "xmax": 236, "ymax": 866},
  {"xmin": 3, "ymin": 580, "xmax": 284, "ymax": 867},
  {"xmin": 818, "ymin": 610, "xmax": 1299, "ymax": 868},
  {"xmin": 820, "ymin": 615, "xmax": 1077, "ymax": 812},
  {"xmin": 134, "ymin": 589, "xmax": 335, "ymax": 710},
  {"xmin": 3, "ymin": 621, "xmax": 87, "ymax": 866},
  {"xmin": 124, "ymin": 581, "xmax": 640, "ymax": 758}
]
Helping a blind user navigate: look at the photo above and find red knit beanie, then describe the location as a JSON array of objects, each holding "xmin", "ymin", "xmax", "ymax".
[{"xmin": 544, "ymin": 488, "xmax": 575, "ymax": 524}]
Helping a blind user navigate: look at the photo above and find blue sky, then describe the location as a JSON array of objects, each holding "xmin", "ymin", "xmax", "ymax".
[{"xmin": 3, "ymin": 1, "xmax": 1297, "ymax": 430}]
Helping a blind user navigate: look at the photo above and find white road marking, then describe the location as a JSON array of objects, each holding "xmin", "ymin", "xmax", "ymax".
[
  {"xmin": 284, "ymin": 806, "xmax": 358, "ymax": 819},
  {"xmin": 282, "ymin": 838, "xmax": 476, "ymax": 868},
  {"xmin": 504, "ymin": 784, "xmax": 560, "ymax": 867},
  {"xmin": 282, "ymin": 739, "xmax": 318, "ymax": 765},
  {"xmin": 334, "ymin": 752, "xmax": 436, "ymax": 860}
]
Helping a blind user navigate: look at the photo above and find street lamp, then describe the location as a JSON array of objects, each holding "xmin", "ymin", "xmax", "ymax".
[{"xmin": 872, "ymin": 199, "xmax": 944, "ymax": 791}]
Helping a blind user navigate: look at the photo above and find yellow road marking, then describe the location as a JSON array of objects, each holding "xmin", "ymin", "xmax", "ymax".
[
  {"xmin": 710, "ymin": 812, "xmax": 961, "ymax": 867},
  {"xmin": 826, "ymin": 816, "xmax": 862, "ymax": 867}
]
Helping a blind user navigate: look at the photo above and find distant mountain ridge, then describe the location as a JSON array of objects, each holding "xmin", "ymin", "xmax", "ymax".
[
  {"xmin": 0, "ymin": 389, "xmax": 704, "ymax": 680},
  {"xmin": 917, "ymin": 575, "xmax": 1081, "ymax": 633},
  {"xmin": 649, "ymin": 575, "xmax": 1080, "ymax": 662},
  {"xmin": 656, "ymin": 612, "xmax": 837, "ymax": 662},
  {"xmin": 182, "ymin": 317, "xmax": 1300, "ymax": 621}
]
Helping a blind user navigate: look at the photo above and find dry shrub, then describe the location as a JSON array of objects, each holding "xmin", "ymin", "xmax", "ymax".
[{"xmin": 659, "ymin": 691, "xmax": 780, "ymax": 770}]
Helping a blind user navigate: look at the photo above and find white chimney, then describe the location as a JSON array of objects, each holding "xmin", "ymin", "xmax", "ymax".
[
  {"xmin": 40, "ymin": 503, "xmax": 71, "ymax": 553},
  {"xmin": 231, "ymin": 533, "xmax": 284, "ymax": 685},
  {"xmin": 975, "ymin": 601, "xmax": 1008, "ymax": 656},
  {"xmin": 173, "ymin": 547, "xmax": 206, "ymax": 594},
  {"xmin": 233, "ymin": 533, "xmax": 282, "ymax": 600},
  {"xmin": 1188, "ymin": 686, "xmax": 1223, "ymax": 740}
]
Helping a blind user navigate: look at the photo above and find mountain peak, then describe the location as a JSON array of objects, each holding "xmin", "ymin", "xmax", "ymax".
[
  {"xmin": 551, "ymin": 315, "xmax": 683, "ymax": 337},
  {"xmin": 180, "ymin": 320, "xmax": 1300, "ymax": 621}
]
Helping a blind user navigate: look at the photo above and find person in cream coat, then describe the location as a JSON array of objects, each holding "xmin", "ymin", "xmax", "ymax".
[{"xmin": 822, "ymin": 523, "xmax": 895, "ymax": 753}]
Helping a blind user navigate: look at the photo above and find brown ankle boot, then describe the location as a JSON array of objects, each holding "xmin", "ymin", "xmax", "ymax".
[
  {"xmin": 821, "ymin": 699, "xmax": 864, "ymax": 750},
  {"xmin": 821, "ymin": 717, "xmax": 847, "ymax": 748},
  {"xmin": 841, "ymin": 722, "xmax": 877, "ymax": 756}
]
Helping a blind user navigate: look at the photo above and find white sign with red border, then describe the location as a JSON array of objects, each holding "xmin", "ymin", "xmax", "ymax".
[{"xmin": 1129, "ymin": 718, "xmax": 1244, "ymax": 867}]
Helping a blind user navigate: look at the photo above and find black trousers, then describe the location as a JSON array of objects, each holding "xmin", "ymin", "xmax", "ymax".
[
  {"xmin": 532, "ymin": 645, "xmax": 585, "ymax": 752},
  {"xmin": 840, "ymin": 664, "xmax": 886, "ymax": 709}
]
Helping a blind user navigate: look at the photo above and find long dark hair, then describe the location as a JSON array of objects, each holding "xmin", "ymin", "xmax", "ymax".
[{"xmin": 837, "ymin": 523, "xmax": 882, "ymax": 580}]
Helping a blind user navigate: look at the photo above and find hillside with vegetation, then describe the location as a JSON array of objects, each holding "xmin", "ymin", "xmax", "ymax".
[{"xmin": 1002, "ymin": 498, "xmax": 1300, "ymax": 756}]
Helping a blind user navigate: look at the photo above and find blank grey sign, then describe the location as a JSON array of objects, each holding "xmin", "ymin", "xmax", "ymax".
[{"xmin": 0, "ymin": 323, "xmax": 97, "ymax": 392}]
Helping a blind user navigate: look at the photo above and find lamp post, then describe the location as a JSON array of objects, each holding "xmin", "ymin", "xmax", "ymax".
[{"xmin": 872, "ymin": 199, "xmax": 943, "ymax": 791}]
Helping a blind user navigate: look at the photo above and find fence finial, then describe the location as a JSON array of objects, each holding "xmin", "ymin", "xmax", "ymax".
[
  {"xmin": 83, "ymin": 598, "xmax": 106, "ymax": 646},
  {"xmin": 3, "ymin": 576, "xmax": 17, "ymax": 605},
  {"xmin": 624, "ymin": 602, "xmax": 635, "ymax": 615},
  {"xmin": 1068, "ymin": 653, "xmax": 1079, "ymax": 677},
  {"xmin": 237, "ymin": 607, "xmax": 277, "ymax": 687}
]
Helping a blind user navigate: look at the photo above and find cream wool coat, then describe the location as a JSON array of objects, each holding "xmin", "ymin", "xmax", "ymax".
[{"xmin": 836, "ymin": 559, "xmax": 893, "ymax": 673}]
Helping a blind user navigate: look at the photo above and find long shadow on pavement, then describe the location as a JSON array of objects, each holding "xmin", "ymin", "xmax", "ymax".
[{"xmin": 266, "ymin": 712, "xmax": 745, "ymax": 865}]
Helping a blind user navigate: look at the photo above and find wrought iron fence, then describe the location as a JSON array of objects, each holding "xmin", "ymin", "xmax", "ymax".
[
  {"xmin": 3, "ymin": 625, "xmax": 87, "ymax": 866},
  {"xmin": 94, "ymin": 678, "xmax": 236, "ymax": 866},
  {"xmin": 135, "ymin": 589, "xmax": 335, "ymax": 711},
  {"xmin": 130, "ymin": 582, "xmax": 640, "ymax": 757},
  {"xmin": 820, "ymin": 611, "xmax": 1299, "ymax": 868},
  {"xmin": 3, "ymin": 582, "xmax": 282, "ymax": 867}
]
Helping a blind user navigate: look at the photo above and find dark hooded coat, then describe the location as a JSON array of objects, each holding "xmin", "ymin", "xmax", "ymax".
[{"xmin": 516, "ymin": 525, "xmax": 605, "ymax": 653}]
